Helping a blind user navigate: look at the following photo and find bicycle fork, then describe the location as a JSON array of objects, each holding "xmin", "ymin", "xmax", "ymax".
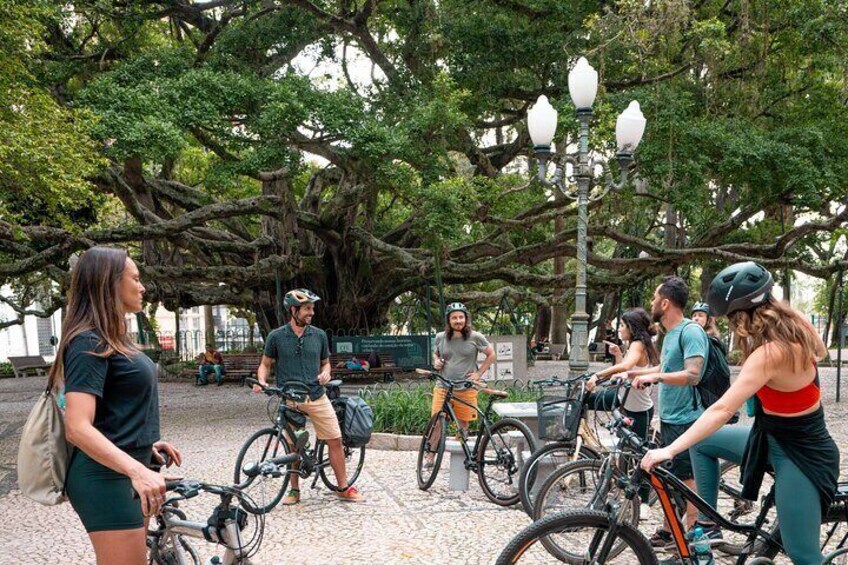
[{"xmin": 586, "ymin": 504, "xmax": 625, "ymax": 564}]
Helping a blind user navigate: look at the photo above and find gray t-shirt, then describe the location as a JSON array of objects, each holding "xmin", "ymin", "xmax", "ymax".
[{"xmin": 434, "ymin": 330, "xmax": 490, "ymax": 384}]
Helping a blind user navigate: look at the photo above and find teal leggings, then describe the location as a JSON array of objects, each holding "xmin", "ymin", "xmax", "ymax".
[{"xmin": 690, "ymin": 425, "xmax": 823, "ymax": 565}]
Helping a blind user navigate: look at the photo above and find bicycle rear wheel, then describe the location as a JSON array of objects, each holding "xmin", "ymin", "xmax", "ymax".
[
  {"xmin": 477, "ymin": 417, "xmax": 537, "ymax": 506},
  {"xmin": 417, "ymin": 412, "xmax": 447, "ymax": 490},
  {"xmin": 518, "ymin": 441, "xmax": 600, "ymax": 516},
  {"xmin": 496, "ymin": 509, "xmax": 658, "ymax": 565},
  {"xmin": 233, "ymin": 427, "xmax": 291, "ymax": 513},
  {"xmin": 317, "ymin": 440, "xmax": 366, "ymax": 491}
]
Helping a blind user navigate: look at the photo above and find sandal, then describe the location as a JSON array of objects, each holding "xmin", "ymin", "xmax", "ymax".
[{"xmin": 281, "ymin": 488, "xmax": 300, "ymax": 505}]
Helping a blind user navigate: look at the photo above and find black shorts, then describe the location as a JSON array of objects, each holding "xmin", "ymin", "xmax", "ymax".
[
  {"xmin": 65, "ymin": 446, "xmax": 152, "ymax": 532},
  {"xmin": 660, "ymin": 420, "xmax": 695, "ymax": 481}
]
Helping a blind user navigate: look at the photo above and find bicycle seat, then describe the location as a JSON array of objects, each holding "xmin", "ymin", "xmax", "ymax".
[
  {"xmin": 327, "ymin": 379, "xmax": 343, "ymax": 388},
  {"xmin": 281, "ymin": 381, "xmax": 311, "ymax": 402},
  {"xmin": 834, "ymin": 483, "xmax": 848, "ymax": 502}
]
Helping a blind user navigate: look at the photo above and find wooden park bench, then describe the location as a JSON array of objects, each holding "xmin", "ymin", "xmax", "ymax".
[
  {"xmin": 8, "ymin": 355, "xmax": 52, "ymax": 378},
  {"xmin": 189, "ymin": 352, "xmax": 263, "ymax": 386},
  {"xmin": 330, "ymin": 352, "xmax": 397, "ymax": 382}
]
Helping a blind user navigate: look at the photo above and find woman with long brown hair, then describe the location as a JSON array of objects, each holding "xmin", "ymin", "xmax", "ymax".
[
  {"xmin": 641, "ymin": 262, "xmax": 838, "ymax": 564},
  {"xmin": 53, "ymin": 247, "xmax": 182, "ymax": 564},
  {"xmin": 585, "ymin": 307, "xmax": 659, "ymax": 440}
]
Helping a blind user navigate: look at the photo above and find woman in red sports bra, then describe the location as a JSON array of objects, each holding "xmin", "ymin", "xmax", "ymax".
[{"xmin": 642, "ymin": 262, "xmax": 838, "ymax": 565}]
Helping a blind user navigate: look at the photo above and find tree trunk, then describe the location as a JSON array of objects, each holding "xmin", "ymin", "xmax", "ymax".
[
  {"xmin": 174, "ymin": 307, "xmax": 181, "ymax": 357},
  {"xmin": 593, "ymin": 292, "xmax": 618, "ymax": 344},
  {"xmin": 535, "ymin": 304, "xmax": 551, "ymax": 342},
  {"xmin": 204, "ymin": 305, "xmax": 215, "ymax": 348},
  {"xmin": 551, "ymin": 194, "xmax": 568, "ymax": 345},
  {"xmin": 664, "ymin": 205, "xmax": 678, "ymax": 250}
]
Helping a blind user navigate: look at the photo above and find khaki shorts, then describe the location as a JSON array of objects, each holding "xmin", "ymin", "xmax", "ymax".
[
  {"xmin": 287, "ymin": 394, "xmax": 342, "ymax": 440},
  {"xmin": 431, "ymin": 386, "xmax": 479, "ymax": 422}
]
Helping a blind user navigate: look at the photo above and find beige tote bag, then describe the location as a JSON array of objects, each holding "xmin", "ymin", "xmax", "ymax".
[{"xmin": 17, "ymin": 386, "xmax": 71, "ymax": 506}]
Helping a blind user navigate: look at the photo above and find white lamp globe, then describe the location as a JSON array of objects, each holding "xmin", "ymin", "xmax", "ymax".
[
  {"xmin": 568, "ymin": 57, "xmax": 598, "ymax": 110},
  {"xmin": 616, "ymin": 101, "xmax": 647, "ymax": 152},
  {"xmin": 527, "ymin": 95, "xmax": 558, "ymax": 149}
]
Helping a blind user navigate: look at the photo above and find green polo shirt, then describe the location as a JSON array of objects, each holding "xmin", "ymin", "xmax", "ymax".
[{"xmin": 263, "ymin": 324, "xmax": 330, "ymax": 400}]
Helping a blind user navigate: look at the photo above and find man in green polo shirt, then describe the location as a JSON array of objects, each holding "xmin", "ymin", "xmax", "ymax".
[{"xmin": 254, "ymin": 289, "xmax": 364, "ymax": 503}]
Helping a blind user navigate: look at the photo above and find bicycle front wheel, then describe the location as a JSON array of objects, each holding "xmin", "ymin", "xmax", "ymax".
[
  {"xmin": 518, "ymin": 441, "xmax": 600, "ymax": 516},
  {"xmin": 496, "ymin": 509, "xmax": 658, "ymax": 565},
  {"xmin": 417, "ymin": 412, "xmax": 447, "ymax": 490},
  {"xmin": 317, "ymin": 440, "xmax": 366, "ymax": 491},
  {"xmin": 533, "ymin": 457, "xmax": 640, "ymax": 561},
  {"xmin": 233, "ymin": 427, "xmax": 291, "ymax": 513},
  {"xmin": 477, "ymin": 417, "xmax": 537, "ymax": 506}
]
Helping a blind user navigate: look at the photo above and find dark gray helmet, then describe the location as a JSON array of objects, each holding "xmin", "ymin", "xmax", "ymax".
[
  {"xmin": 707, "ymin": 262, "xmax": 773, "ymax": 317},
  {"xmin": 691, "ymin": 302, "xmax": 711, "ymax": 316}
]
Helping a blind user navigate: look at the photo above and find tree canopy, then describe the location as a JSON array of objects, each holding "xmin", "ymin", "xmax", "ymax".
[{"xmin": 1, "ymin": 0, "xmax": 847, "ymax": 333}]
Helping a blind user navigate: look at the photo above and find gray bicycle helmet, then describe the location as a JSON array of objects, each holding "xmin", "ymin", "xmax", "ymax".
[
  {"xmin": 284, "ymin": 288, "xmax": 321, "ymax": 311},
  {"xmin": 691, "ymin": 302, "xmax": 711, "ymax": 316},
  {"xmin": 707, "ymin": 262, "xmax": 773, "ymax": 317},
  {"xmin": 445, "ymin": 302, "xmax": 469, "ymax": 321}
]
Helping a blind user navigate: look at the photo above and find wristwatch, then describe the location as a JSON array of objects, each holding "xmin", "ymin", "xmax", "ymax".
[{"xmin": 655, "ymin": 375, "xmax": 664, "ymax": 384}]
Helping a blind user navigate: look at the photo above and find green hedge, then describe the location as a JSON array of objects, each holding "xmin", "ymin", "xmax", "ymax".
[
  {"xmin": 0, "ymin": 362, "xmax": 13, "ymax": 378},
  {"xmin": 359, "ymin": 381, "xmax": 540, "ymax": 436}
]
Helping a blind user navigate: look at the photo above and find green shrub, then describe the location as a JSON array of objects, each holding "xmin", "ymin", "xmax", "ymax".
[
  {"xmin": 359, "ymin": 381, "xmax": 541, "ymax": 436},
  {"xmin": 159, "ymin": 359, "xmax": 198, "ymax": 378},
  {"xmin": 0, "ymin": 362, "xmax": 13, "ymax": 378}
]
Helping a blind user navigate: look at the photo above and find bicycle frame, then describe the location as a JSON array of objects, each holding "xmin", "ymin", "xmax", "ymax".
[
  {"xmin": 644, "ymin": 466, "xmax": 781, "ymax": 563},
  {"xmin": 148, "ymin": 453, "xmax": 297, "ymax": 565},
  {"xmin": 263, "ymin": 412, "xmax": 330, "ymax": 483},
  {"xmin": 152, "ymin": 505, "xmax": 249, "ymax": 565},
  {"xmin": 436, "ymin": 386, "xmax": 501, "ymax": 468}
]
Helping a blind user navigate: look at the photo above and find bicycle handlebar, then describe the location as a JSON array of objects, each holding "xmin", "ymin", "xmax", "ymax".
[
  {"xmin": 415, "ymin": 368, "xmax": 482, "ymax": 391},
  {"xmin": 246, "ymin": 378, "xmax": 312, "ymax": 401},
  {"xmin": 531, "ymin": 372, "xmax": 596, "ymax": 387}
]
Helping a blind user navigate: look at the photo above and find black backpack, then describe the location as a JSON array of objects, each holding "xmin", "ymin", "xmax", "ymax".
[
  {"xmin": 677, "ymin": 322, "xmax": 732, "ymax": 414},
  {"xmin": 333, "ymin": 396, "xmax": 374, "ymax": 447}
]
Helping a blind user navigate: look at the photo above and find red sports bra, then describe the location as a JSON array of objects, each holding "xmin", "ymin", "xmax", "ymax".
[{"xmin": 756, "ymin": 379, "xmax": 820, "ymax": 414}]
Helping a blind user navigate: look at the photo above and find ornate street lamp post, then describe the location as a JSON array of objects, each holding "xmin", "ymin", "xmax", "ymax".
[{"xmin": 527, "ymin": 57, "xmax": 646, "ymax": 373}]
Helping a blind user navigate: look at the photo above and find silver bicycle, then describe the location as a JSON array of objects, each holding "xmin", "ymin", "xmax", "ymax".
[{"xmin": 147, "ymin": 452, "xmax": 297, "ymax": 565}]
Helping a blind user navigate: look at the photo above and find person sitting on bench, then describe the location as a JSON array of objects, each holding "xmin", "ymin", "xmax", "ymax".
[{"xmin": 197, "ymin": 344, "xmax": 224, "ymax": 386}]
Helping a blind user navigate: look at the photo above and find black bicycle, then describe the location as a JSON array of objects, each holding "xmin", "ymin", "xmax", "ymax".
[
  {"xmin": 530, "ymin": 385, "xmax": 757, "ymax": 561},
  {"xmin": 415, "ymin": 368, "xmax": 538, "ymax": 506},
  {"xmin": 497, "ymin": 409, "xmax": 848, "ymax": 564},
  {"xmin": 234, "ymin": 378, "xmax": 365, "ymax": 513}
]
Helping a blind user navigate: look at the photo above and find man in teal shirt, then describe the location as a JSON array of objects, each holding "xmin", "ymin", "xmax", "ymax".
[{"xmin": 631, "ymin": 276, "xmax": 708, "ymax": 545}]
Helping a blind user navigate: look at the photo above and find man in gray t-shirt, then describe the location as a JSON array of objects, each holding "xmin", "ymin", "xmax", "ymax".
[
  {"xmin": 431, "ymin": 303, "xmax": 496, "ymax": 428},
  {"xmin": 424, "ymin": 303, "xmax": 496, "ymax": 467}
]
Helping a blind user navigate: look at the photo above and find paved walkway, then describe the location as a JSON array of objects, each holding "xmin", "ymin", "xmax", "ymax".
[{"xmin": 2, "ymin": 363, "xmax": 848, "ymax": 563}]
